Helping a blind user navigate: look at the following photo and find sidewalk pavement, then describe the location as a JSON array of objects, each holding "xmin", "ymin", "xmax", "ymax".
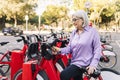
[
  {"xmin": 0, "ymin": 32, "xmax": 2, "ymax": 35},
  {"xmin": 0, "ymin": 30, "xmax": 120, "ymax": 36},
  {"xmin": 0, "ymin": 31, "xmax": 51, "ymax": 35}
]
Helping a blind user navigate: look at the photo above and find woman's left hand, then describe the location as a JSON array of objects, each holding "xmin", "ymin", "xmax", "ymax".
[{"xmin": 86, "ymin": 66, "xmax": 96, "ymax": 74}]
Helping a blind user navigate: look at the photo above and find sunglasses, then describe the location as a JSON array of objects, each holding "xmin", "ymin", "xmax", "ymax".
[
  {"xmin": 72, "ymin": 17, "xmax": 82, "ymax": 22},
  {"xmin": 72, "ymin": 18, "xmax": 79, "ymax": 22}
]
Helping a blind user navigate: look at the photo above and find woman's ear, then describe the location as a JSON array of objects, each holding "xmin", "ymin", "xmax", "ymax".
[
  {"xmin": 82, "ymin": 21, "xmax": 84, "ymax": 25},
  {"xmin": 82, "ymin": 22, "xmax": 85, "ymax": 27}
]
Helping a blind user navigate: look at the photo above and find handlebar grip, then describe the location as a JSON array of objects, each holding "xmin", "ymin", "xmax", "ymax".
[
  {"xmin": 80, "ymin": 67, "xmax": 101, "ymax": 78},
  {"xmin": 0, "ymin": 42, "xmax": 9, "ymax": 46}
]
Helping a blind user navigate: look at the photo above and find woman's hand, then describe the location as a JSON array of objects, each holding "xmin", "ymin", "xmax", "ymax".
[
  {"xmin": 86, "ymin": 66, "xmax": 96, "ymax": 74},
  {"xmin": 52, "ymin": 46, "xmax": 60, "ymax": 55}
]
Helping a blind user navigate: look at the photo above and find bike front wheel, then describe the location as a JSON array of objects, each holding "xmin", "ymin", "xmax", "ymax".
[
  {"xmin": 36, "ymin": 70, "xmax": 49, "ymax": 80},
  {"xmin": 13, "ymin": 69, "xmax": 49, "ymax": 80},
  {"xmin": 13, "ymin": 69, "xmax": 22, "ymax": 80},
  {"xmin": 0, "ymin": 52, "xmax": 10, "ymax": 74},
  {"xmin": 0, "ymin": 68, "xmax": 5, "ymax": 76},
  {"xmin": 99, "ymin": 50, "xmax": 117, "ymax": 68}
]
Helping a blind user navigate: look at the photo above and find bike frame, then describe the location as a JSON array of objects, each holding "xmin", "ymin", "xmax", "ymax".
[
  {"xmin": 0, "ymin": 36, "xmax": 28, "ymax": 80},
  {"xmin": 21, "ymin": 41, "xmax": 102, "ymax": 80},
  {"xmin": 14, "ymin": 33, "xmax": 103, "ymax": 80},
  {"xmin": 22, "ymin": 58, "xmax": 103, "ymax": 80}
]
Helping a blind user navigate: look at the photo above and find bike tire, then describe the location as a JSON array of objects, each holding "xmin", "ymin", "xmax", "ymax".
[
  {"xmin": 13, "ymin": 69, "xmax": 49, "ymax": 80},
  {"xmin": 0, "ymin": 52, "xmax": 10, "ymax": 74},
  {"xmin": 101, "ymin": 68, "xmax": 120, "ymax": 80},
  {"xmin": 13, "ymin": 69, "xmax": 22, "ymax": 80},
  {"xmin": 0, "ymin": 68, "xmax": 5, "ymax": 76},
  {"xmin": 99, "ymin": 50, "xmax": 117, "ymax": 68},
  {"xmin": 36, "ymin": 70, "xmax": 49, "ymax": 80},
  {"xmin": 55, "ymin": 59, "xmax": 65, "ymax": 72}
]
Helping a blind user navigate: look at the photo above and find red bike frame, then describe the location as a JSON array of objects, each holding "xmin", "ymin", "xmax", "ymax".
[
  {"xmin": 21, "ymin": 41, "xmax": 102, "ymax": 80},
  {"xmin": 0, "ymin": 36, "xmax": 28, "ymax": 80},
  {"xmin": 22, "ymin": 57, "xmax": 60, "ymax": 80},
  {"xmin": 15, "ymin": 34, "xmax": 103, "ymax": 80},
  {"xmin": 22, "ymin": 55, "xmax": 103, "ymax": 80}
]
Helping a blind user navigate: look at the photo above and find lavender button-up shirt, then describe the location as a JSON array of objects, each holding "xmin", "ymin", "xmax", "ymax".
[{"xmin": 60, "ymin": 26, "xmax": 101, "ymax": 68}]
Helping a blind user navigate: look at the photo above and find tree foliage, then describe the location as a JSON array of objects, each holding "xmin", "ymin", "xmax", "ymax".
[
  {"xmin": 72, "ymin": 0, "xmax": 120, "ymax": 28},
  {"xmin": 0, "ymin": 0, "xmax": 120, "ymax": 30},
  {"xmin": 0, "ymin": 0, "xmax": 37, "ymax": 28},
  {"xmin": 41, "ymin": 5, "xmax": 68, "ymax": 26}
]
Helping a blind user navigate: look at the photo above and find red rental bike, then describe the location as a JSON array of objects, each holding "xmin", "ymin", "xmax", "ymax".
[
  {"xmin": 12, "ymin": 34, "xmax": 42, "ymax": 80},
  {"xmin": 47, "ymin": 31, "xmax": 71, "ymax": 71},
  {"xmin": 0, "ymin": 35, "xmax": 29, "ymax": 80},
  {"xmin": 13, "ymin": 35, "xmax": 69, "ymax": 80},
  {"xmin": 13, "ymin": 37, "xmax": 103, "ymax": 80}
]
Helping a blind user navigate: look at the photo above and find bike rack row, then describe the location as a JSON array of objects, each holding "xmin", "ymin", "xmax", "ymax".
[
  {"xmin": 0, "ymin": 32, "xmax": 109, "ymax": 80},
  {"xmin": 0, "ymin": 33, "xmax": 70, "ymax": 80}
]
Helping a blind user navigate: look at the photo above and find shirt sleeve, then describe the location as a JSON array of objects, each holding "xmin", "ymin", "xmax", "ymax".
[
  {"xmin": 90, "ymin": 29, "xmax": 102, "ymax": 67},
  {"xmin": 60, "ymin": 30, "xmax": 75, "ymax": 54},
  {"xmin": 60, "ymin": 42, "xmax": 71, "ymax": 54}
]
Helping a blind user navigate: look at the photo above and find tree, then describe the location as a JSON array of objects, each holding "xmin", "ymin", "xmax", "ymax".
[
  {"xmin": 0, "ymin": 0, "xmax": 37, "ymax": 29},
  {"xmin": 72, "ymin": 0, "xmax": 118, "ymax": 28},
  {"xmin": 115, "ymin": 0, "xmax": 120, "ymax": 28},
  {"xmin": 73, "ymin": 0, "xmax": 86, "ymax": 10},
  {"xmin": 41, "ymin": 5, "xmax": 68, "ymax": 27}
]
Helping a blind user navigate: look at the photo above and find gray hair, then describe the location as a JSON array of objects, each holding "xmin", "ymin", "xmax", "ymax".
[{"xmin": 72, "ymin": 10, "xmax": 89, "ymax": 27}]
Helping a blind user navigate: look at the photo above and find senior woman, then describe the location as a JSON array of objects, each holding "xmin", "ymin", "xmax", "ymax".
[{"xmin": 52, "ymin": 10, "xmax": 101, "ymax": 80}]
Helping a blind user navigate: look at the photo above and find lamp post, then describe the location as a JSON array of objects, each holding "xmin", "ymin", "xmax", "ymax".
[
  {"xmin": 36, "ymin": 0, "xmax": 48, "ymax": 32},
  {"xmin": 85, "ymin": 1, "xmax": 92, "ymax": 16},
  {"xmin": 38, "ymin": 15, "xmax": 41, "ymax": 31},
  {"xmin": 25, "ymin": 15, "xmax": 29, "ymax": 31}
]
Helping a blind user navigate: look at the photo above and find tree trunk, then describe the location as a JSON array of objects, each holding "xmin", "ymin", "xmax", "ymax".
[
  {"xmin": 0, "ymin": 17, "xmax": 6, "ymax": 30},
  {"xmin": 14, "ymin": 15, "xmax": 17, "ymax": 27}
]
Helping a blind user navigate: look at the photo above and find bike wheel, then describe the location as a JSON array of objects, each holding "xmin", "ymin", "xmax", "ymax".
[
  {"xmin": 36, "ymin": 70, "xmax": 49, "ymax": 80},
  {"xmin": 0, "ymin": 52, "xmax": 10, "ymax": 74},
  {"xmin": 101, "ymin": 68, "xmax": 120, "ymax": 80},
  {"xmin": 13, "ymin": 69, "xmax": 22, "ymax": 80},
  {"xmin": 99, "ymin": 50, "xmax": 117, "ymax": 68},
  {"xmin": 55, "ymin": 59, "xmax": 65, "ymax": 72},
  {"xmin": 0, "ymin": 68, "xmax": 5, "ymax": 76}
]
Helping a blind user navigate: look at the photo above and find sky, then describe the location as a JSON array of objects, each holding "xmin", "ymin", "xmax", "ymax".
[
  {"xmin": 35, "ymin": 0, "xmax": 73, "ymax": 15},
  {"xmin": 36, "ymin": 0, "xmax": 60, "ymax": 15}
]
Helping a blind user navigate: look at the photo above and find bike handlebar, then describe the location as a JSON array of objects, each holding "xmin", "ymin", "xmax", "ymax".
[
  {"xmin": 0, "ymin": 42, "xmax": 9, "ymax": 46},
  {"xmin": 80, "ymin": 67, "xmax": 101, "ymax": 78}
]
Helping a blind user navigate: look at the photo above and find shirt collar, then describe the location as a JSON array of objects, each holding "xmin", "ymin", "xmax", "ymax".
[
  {"xmin": 84, "ymin": 26, "xmax": 91, "ymax": 31},
  {"xmin": 74, "ymin": 26, "xmax": 91, "ymax": 33}
]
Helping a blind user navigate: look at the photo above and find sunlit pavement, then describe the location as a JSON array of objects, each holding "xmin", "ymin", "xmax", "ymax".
[
  {"xmin": 0, "ymin": 31, "xmax": 51, "ymax": 36},
  {"xmin": 101, "ymin": 71, "xmax": 120, "ymax": 80},
  {"xmin": 0, "ymin": 29, "xmax": 120, "ymax": 35},
  {"xmin": 23, "ymin": 31, "xmax": 51, "ymax": 35},
  {"xmin": 0, "ymin": 32, "xmax": 2, "ymax": 35}
]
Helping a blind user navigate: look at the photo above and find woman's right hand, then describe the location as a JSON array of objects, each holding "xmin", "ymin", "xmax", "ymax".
[{"xmin": 52, "ymin": 46, "xmax": 60, "ymax": 55}]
